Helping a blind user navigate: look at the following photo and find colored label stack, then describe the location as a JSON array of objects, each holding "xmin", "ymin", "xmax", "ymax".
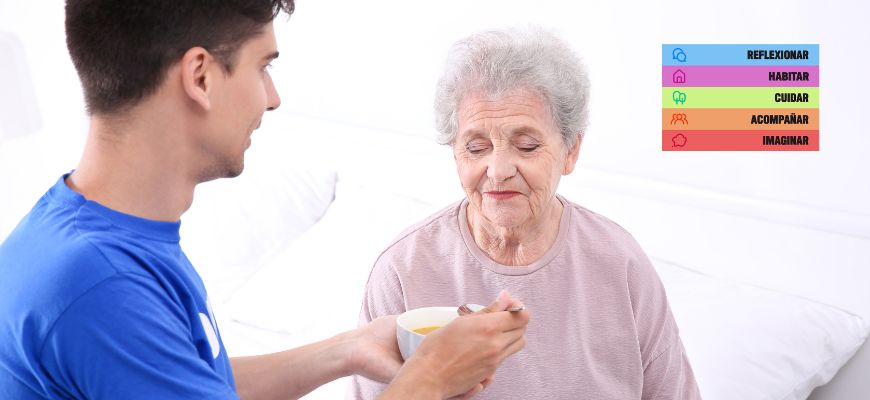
[{"xmin": 662, "ymin": 44, "xmax": 819, "ymax": 151}]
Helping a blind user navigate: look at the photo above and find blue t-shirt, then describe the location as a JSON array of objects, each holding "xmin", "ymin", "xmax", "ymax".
[{"xmin": 0, "ymin": 175, "xmax": 238, "ymax": 399}]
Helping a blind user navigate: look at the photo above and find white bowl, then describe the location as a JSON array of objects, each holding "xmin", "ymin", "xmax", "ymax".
[{"xmin": 396, "ymin": 306, "xmax": 459, "ymax": 360}]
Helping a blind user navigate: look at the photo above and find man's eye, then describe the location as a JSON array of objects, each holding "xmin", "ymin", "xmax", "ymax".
[{"xmin": 518, "ymin": 145, "xmax": 540, "ymax": 152}]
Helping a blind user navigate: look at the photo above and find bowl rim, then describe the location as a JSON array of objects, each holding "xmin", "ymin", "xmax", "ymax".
[{"xmin": 397, "ymin": 306, "xmax": 459, "ymax": 337}]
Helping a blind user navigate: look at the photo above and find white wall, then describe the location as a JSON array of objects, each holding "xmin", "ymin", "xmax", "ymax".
[
  {"xmin": 0, "ymin": 1, "xmax": 88, "ymax": 139},
  {"xmin": 270, "ymin": 0, "xmax": 869, "ymax": 218},
  {"xmin": 3, "ymin": 0, "xmax": 867, "ymax": 217}
]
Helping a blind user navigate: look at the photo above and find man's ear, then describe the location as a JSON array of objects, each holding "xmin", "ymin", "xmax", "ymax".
[
  {"xmin": 562, "ymin": 133, "xmax": 582, "ymax": 175},
  {"xmin": 180, "ymin": 47, "xmax": 214, "ymax": 111}
]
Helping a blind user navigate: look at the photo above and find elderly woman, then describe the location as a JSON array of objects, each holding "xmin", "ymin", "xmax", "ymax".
[{"xmin": 348, "ymin": 27, "xmax": 700, "ymax": 399}]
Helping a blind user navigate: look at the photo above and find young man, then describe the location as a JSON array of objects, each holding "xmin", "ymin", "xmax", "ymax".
[{"xmin": 0, "ymin": 1, "xmax": 529, "ymax": 399}]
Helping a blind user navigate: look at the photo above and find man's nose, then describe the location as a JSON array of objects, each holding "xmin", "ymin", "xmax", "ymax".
[{"xmin": 265, "ymin": 72, "xmax": 281, "ymax": 111}]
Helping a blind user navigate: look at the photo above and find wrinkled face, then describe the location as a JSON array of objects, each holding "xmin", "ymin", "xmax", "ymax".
[
  {"xmin": 201, "ymin": 22, "xmax": 281, "ymax": 181},
  {"xmin": 453, "ymin": 88, "xmax": 579, "ymax": 229}
]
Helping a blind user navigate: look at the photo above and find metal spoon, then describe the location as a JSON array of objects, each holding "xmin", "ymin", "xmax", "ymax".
[{"xmin": 458, "ymin": 303, "xmax": 525, "ymax": 316}]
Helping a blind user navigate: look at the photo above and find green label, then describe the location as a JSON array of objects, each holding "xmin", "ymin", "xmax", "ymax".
[{"xmin": 662, "ymin": 87, "xmax": 818, "ymax": 108}]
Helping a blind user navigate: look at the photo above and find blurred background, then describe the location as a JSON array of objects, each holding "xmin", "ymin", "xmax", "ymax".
[{"xmin": 2, "ymin": 0, "xmax": 867, "ymax": 214}]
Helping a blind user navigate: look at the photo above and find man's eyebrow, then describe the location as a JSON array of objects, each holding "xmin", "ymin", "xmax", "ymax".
[{"xmin": 263, "ymin": 51, "xmax": 279, "ymax": 62}]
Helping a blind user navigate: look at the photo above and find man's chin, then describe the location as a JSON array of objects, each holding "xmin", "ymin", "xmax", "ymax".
[
  {"xmin": 196, "ymin": 159, "xmax": 245, "ymax": 183},
  {"xmin": 223, "ymin": 156, "xmax": 245, "ymax": 179},
  {"xmin": 225, "ymin": 164, "xmax": 244, "ymax": 179}
]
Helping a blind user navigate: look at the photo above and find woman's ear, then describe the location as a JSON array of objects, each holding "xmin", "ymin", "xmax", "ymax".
[
  {"xmin": 562, "ymin": 133, "xmax": 582, "ymax": 175},
  {"xmin": 180, "ymin": 47, "xmax": 213, "ymax": 111}
]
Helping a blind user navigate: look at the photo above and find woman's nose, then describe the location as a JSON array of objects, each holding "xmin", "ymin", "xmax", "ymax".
[{"xmin": 486, "ymin": 150, "xmax": 517, "ymax": 182}]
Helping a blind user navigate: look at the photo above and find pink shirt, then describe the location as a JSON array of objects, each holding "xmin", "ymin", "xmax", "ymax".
[{"xmin": 347, "ymin": 196, "xmax": 701, "ymax": 399}]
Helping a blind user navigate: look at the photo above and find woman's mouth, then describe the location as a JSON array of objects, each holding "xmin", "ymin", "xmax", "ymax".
[{"xmin": 485, "ymin": 191, "xmax": 521, "ymax": 200}]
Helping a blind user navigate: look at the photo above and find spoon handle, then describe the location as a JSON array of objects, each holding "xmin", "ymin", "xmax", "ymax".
[{"xmin": 457, "ymin": 303, "xmax": 525, "ymax": 315}]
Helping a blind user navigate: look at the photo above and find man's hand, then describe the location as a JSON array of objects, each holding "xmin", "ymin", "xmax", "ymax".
[
  {"xmin": 345, "ymin": 315, "xmax": 404, "ymax": 384},
  {"xmin": 380, "ymin": 290, "xmax": 529, "ymax": 399},
  {"xmin": 232, "ymin": 313, "xmax": 403, "ymax": 400}
]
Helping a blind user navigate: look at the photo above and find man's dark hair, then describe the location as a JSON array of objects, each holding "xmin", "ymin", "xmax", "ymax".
[{"xmin": 65, "ymin": 0, "xmax": 294, "ymax": 115}]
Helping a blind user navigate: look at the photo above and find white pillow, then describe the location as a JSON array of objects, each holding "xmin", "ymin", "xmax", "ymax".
[
  {"xmin": 654, "ymin": 258, "xmax": 870, "ymax": 400},
  {"xmin": 296, "ymin": 117, "xmax": 464, "ymax": 205},
  {"xmin": 333, "ymin": 138, "xmax": 460, "ymax": 205},
  {"xmin": 181, "ymin": 116, "xmax": 338, "ymax": 303},
  {"xmin": 222, "ymin": 181, "xmax": 444, "ymax": 338}
]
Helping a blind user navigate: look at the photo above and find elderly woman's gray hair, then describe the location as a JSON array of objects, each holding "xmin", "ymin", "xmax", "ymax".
[{"xmin": 434, "ymin": 27, "xmax": 590, "ymax": 149}]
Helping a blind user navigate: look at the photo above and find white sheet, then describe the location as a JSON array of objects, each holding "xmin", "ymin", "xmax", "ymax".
[{"xmin": 656, "ymin": 258, "xmax": 868, "ymax": 400}]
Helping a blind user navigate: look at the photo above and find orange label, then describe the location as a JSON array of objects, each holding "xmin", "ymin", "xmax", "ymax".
[{"xmin": 662, "ymin": 108, "xmax": 818, "ymax": 131}]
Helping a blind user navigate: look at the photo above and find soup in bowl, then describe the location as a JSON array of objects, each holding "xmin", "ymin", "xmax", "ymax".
[{"xmin": 395, "ymin": 306, "xmax": 459, "ymax": 360}]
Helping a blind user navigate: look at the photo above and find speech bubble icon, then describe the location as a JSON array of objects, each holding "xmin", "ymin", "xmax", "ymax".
[{"xmin": 672, "ymin": 47, "xmax": 687, "ymax": 63}]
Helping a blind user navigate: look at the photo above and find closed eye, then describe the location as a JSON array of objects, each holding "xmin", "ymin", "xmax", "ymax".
[{"xmin": 465, "ymin": 139, "xmax": 490, "ymax": 154}]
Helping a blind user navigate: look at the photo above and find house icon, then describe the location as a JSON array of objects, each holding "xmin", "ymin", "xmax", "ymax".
[{"xmin": 672, "ymin": 69, "xmax": 686, "ymax": 84}]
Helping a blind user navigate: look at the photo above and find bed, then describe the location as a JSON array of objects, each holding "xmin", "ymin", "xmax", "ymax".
[{"xmin": 2, "ymin": 113, "xmax": 868, "ymax": 399}]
